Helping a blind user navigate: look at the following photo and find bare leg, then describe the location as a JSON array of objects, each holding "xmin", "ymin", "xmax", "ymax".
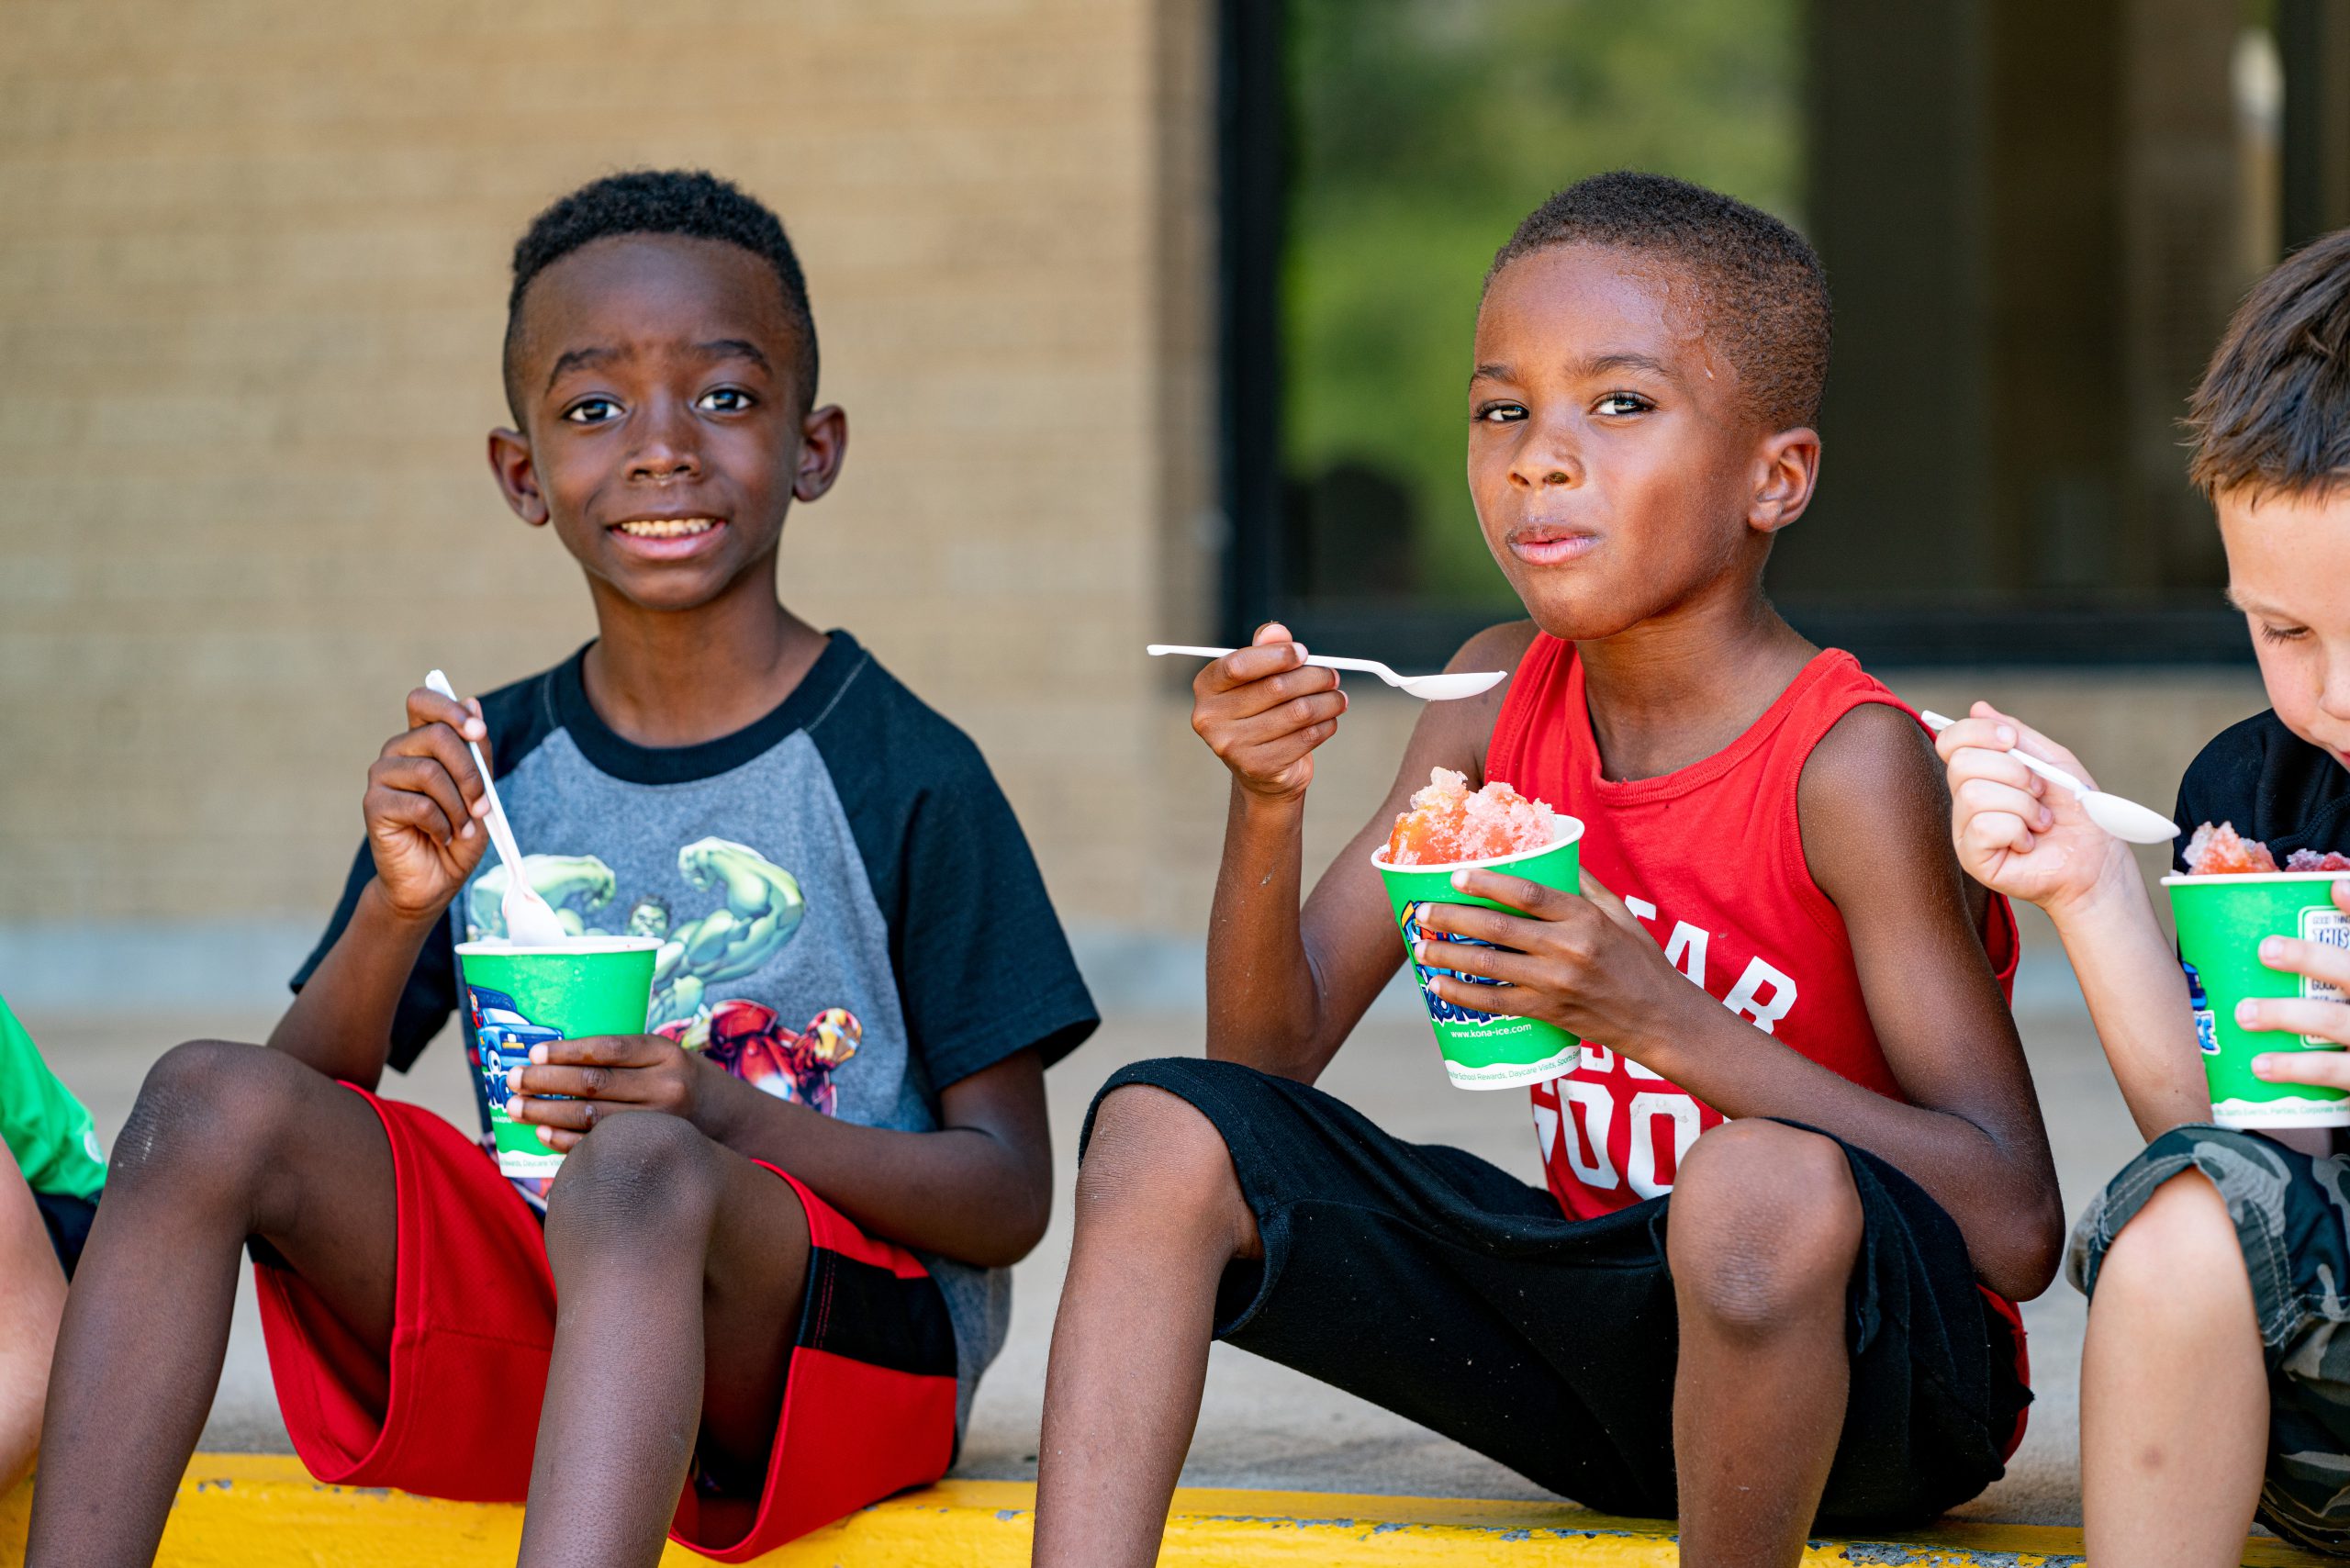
[
  {"xmin": 0, "ymin": 1145, "xmax": 67, "ymax": 1494},
  {"xmin": 1666, "ymin": 1121, "xmax": 1864, "ymax": 1568},
  {"xmin": 26, "ymin": 1040, "xmax": 397, "ymax": 1568},
  {"xmin": 2080, "ymin": 1170, "xmax": 2266, "ymax": 1568},
  {"xmin": 517, "ymin": 1113, "xmax": 809, "ymax": 1568},
  {"xmin": 1031, "ymin": 1086, "xmax": 1260, "ymax": 1568}
]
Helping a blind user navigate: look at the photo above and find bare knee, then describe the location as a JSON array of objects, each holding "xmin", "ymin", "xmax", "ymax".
[
  {"xmin": 1077, "ymin": 1085, "xmax": 1258, "ymax": 1257},
  {"xmin": 2095, "ymin": 1170, "xmax": 2248, "ymax": 1316},
  {"xmin": 1668, "ymin": 1122, "xmax": 1863, "ymax": 1336},
  {"xmin": 544, "ymin": 1112, "xmax": 722, "ymax": 1254},
  {"xmin": 111, "ymin": 1038, "xmax": 308, "ymax": 1192}
]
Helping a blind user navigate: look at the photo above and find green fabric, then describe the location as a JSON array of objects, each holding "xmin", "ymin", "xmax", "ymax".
[{"xmin": 0, "ymin": 995, "xmax": 105, "ymax": 1199}]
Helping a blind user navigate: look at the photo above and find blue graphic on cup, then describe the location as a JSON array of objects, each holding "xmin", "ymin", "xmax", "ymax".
[
  {"xmin": 465, "ymin": 985, "xmax": 567, "ymax": 1102},
  {"xmin": 2183, "ymin": 960, "xmax": 2219, "ymax": 1057},
  {"xmin": 1403, "ymin": 902, "xmax": 1512, "ymax": 1025}
]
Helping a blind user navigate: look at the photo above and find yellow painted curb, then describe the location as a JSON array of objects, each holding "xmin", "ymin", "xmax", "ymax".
[{"xmin": 0, "ymin": 1454, "xmax": 2331, "ymax": 1565}]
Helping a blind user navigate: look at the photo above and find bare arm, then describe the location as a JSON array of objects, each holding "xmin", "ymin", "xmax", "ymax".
[
  {"xmin": 510, "ymin": 1041, "xmax": 1053, "ymax": 1268},
  {"xmin": 1200, "ymin": 622, "xmax": 1532, "ymax": 1082},
  {"xmin": 1416, "ymin": 704, "xmax": 2064, "ymax": 1298},
  {"xmin": 268, "ymin": 688, "xmax": 495, "ymax": 1089},
  {"xmin": 1937, "ymin": 703, "xmax": 2210, "ymax": 1138}
]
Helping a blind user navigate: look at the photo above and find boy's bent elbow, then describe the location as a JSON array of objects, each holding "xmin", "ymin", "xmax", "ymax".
[{"xmin": 1974, "ymin": 1184, "xmax": 2067, "ymax": 1303}]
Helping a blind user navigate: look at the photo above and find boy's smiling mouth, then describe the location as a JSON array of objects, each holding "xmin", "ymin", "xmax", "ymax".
[
  {"xmin": 606, "ymin": 515, "xmax": 730, "ymax": 561},
  {"xmin": 612, "ymin": 517, "xmax": 722, "ymax": 539}
]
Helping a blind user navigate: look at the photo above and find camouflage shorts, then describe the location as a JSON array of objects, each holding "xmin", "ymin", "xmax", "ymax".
[{"xmin": 2070, "ymin": 1125, "xmax": 2350, "ymax": 1555}]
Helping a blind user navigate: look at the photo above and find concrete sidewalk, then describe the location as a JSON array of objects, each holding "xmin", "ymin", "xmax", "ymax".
[{"xmin": 24, "ymin": 981, "xmax": 2140, "ymax": 1529}]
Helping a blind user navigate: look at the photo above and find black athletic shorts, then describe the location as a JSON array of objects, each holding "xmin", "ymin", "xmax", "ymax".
[
  {"xmin": 1082, "ymin": 1058, "xmax": 2029, "ymax": 1527},
  {"xmin": 32, "ymin": 1188, "xmax": 96, "ymax": 1279}
]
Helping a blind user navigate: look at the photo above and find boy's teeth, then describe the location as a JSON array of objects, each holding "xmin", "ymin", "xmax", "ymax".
[{"xmin": 616, "ymin": 518, "xmax": 717, "ymax": 539}]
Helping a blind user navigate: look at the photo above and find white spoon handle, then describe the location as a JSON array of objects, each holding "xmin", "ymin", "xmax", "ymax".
[
  {"xmin": 1146, "ymin": 644, "xmax": 1397, "ymax": 682},
  {"xmin": 424, "ymin": 670, "xmax": 526, "ymax": 873}
]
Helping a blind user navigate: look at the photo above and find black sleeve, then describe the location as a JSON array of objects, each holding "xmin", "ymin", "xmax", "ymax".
[
  {"xmin": 895, "ymin": 767, "xmax": 1099, "ymax": 1090},
  {"xmin": 285, "ymin": 842, "xmax": 459, "ymax": 1077}
]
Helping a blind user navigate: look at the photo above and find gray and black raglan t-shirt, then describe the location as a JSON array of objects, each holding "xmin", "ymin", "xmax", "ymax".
[{"xmin": 294, "ymin": 632, "xmax": 1099, "ymax": 1430}]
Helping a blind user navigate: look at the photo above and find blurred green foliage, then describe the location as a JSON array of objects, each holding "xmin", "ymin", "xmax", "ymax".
[{"xmin": 1284, "ymin": 0, "xmax": 1803, "ymax": 604}]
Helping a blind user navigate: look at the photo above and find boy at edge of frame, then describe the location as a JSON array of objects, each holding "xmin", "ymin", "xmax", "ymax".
[{"xmin": 1942, "ymin": 226, "xmax": 2350, "ymax": 1563}]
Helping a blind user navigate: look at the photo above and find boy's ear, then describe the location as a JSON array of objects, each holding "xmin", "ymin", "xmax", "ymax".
[
  {"xmin": 794, "ymin": 404, "xmax": 850, "ymax": 504},
  {"xmin": 487, "ymin": 427, "xmax": 551, "ymax": 527},
  {"xmin": 1748, "ymin": 426, "xmax": 1821, "ymax": 535}
]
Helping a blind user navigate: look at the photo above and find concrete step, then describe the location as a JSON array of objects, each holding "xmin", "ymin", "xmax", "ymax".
[{"xmin": 0, "ymin": 1456, "xmax": 2333, "ymax": 1566}]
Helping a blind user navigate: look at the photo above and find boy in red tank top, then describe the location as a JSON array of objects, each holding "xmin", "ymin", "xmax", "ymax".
[{"xmin": 1033, "ymin": 174, "xmax": 2062, "ymax": 1568}]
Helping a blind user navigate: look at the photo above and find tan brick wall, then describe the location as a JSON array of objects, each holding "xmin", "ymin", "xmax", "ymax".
[{"xmin": 0, "ymin": 0, "xmax": 1218, "ymax": 933}]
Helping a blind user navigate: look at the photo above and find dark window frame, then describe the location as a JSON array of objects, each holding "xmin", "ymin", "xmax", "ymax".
[{"xmin": 1214, "ymin": 0, "xmax": 2260, "ymax": 667}]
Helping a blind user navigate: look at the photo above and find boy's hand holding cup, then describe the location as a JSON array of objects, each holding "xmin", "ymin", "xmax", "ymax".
[
  {"xmin": 1192, "ymin": 621, "xmax": 1347, "ymax": 804},
  {"xmin": 504, "ymin": 1032, "xmax": 712, "ymax": 1154},
  {"xmin": 2238, "ymin": 879, "xmax": 2350, "ymax": 1095},
  {"xmin": 365, "ymin": 687, "xmax": 497, "ymax": 922}
]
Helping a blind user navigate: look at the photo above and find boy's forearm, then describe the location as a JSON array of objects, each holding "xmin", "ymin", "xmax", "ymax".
[
  {"xmin": 1203, "ymin": 787, "xmax": 1334, "ymax": 1077},
  {"xmin": 264, "ymin": 879, "xmax": 434, "ymax": 1091},
  {"xmin": 697, "ymin": 1071, "xmax": 1047, "ymax": 1266},
  {"xmin": 2042, "ymin": 851, "xmax": 2213, "ymax": 1139}
]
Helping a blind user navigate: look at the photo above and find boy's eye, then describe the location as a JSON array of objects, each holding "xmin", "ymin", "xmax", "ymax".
[
  {"xmin": 696, "ymin": 387, "xmax": 755, "ymax": 413},
  {"xmin": 2257, "ymin": 621, "xmax": 2312, "ymax": 645},
  {"xmin": 564, "ymin": 398, "xmax": 622, "ymax": 425},
  {"xmin": 1594, "ymin": 392, "xmax": 1653, "ymax": 417},
  {"xmin": 1474, "ymin": 401, "xmax": 1527, "ymax": 424}
]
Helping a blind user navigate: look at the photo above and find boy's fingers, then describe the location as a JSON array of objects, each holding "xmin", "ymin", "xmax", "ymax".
[
  {"xmin": 406, "ymin": 687, "xmax": 487, "ymax": 745},
  {"xmin": 369, "ymin": 783, "xmax": 464, "ymax": 846},
  {"xmin": 1413, "ymin": 937, "xmax": 1542, "ymax": 990},
  {"xmin": 509, "ymin": 1095, "xmax": 599, "ymax": 1131},
  {"xmin": 1954, "ymin": 778, "xmax": 2049, "ymax": 832},
  {"xmin": 2261, "ymin": 935, "xmax": 2350, "ymax": 991},
  {"xmin": 382, "ymin": 723, "xmax": 487, "ymax": 805},
  {"xmin": 1201, "ymin": 638, "xmax": 1306, "ymax": 694},
  {"xmin": 1222, "ymin": 689, "xmax": 1346, "ymax": 745},
  {"xmin": 2252, "ymin": 1049, "xmax": 2350, "ymax": 1089},
  {"xmin": 534, "ymin": 1034, "xmax": 655, "ymax": 1068},
  {"xmin": 1415, "ymin": 901, "xmax": 1542, "ymax": 949},
  {"xmin": 511, "ymin": 1063, "xmax": 621, "ymax": 1100},
  {"xmin": 2237, "ymin": 997, "xmax": 2350, "ymax": 1044},
  {"xmin": 370, "ymin": 756, "xmax": 474, "ymax": 840},
  {"xmin": 1932, "ymin": 716, "xmax": 2013, "ymax": 765},
  {"xmin": 1424, "ymin": 972, "xmax": 1533, "ymax": 1019},
  {"xmin": 1960, "ymin": 809, "xmax": 2035, "ymax": 861},
  {"xmin": 1446, "ymin": 868, "xmax": 1563, "ymax": 915},
  {"xmin": 2335, "ymin": 878, "xmax": 2350, "ymax": 917},
  {"xmin": 1948, "ymin": 746, "xmax": 2042, "ymax": 799}
]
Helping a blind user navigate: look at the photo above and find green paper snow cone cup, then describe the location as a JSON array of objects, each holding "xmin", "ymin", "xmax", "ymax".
[
  {"xmin": 1373, "ymin": 818, "xmax": 1585, "ymax": 1091},
  {"xmin": 454, "ymin": 935, "xmax": 662, "ymax": 1178},
  {"xmin": 2165, "ymin": 872, "xmax": 2350, "ymax": 1129}
]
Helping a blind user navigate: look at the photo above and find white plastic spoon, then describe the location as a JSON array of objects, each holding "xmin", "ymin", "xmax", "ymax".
[
  {"xmin": 1146, "ymin": 644, "xmax": 1507, "ymax": 702},
  {"xmin": 423, "ymin": 670, "xmax": 570, "ymax": 945},
  {"xmin": 1919, "ymin": 710, "xmax": 2179, "ymax": 846}
]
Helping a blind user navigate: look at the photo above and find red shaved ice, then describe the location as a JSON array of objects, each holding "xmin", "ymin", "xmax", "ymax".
[
  {"xmin": 2183, "ymin": 822, "xmax": 2278, "ymax": 874},
  {"xmin": 1384, "ymin": 767, "xmax": 1561, "ymax": 866},
  {"xmin": 2287, "ymin": 849, "xmax": 2350, "ymax": 872}
]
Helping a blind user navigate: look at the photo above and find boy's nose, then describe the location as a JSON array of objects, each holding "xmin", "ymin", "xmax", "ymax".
[{"xmin": 627, "ymin": 410, "xmax": 702, "ymax": 482}]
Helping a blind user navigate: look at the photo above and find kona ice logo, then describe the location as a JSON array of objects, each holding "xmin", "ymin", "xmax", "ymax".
[{"xmin": 1403, "ymin": 901, "xmax": 1507, "ymax": 1025}]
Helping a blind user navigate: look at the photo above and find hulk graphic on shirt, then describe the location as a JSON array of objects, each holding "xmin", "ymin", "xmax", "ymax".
[{"xmin": 468, "ymin": 839, "xmax": 808, "ymax": 1031}]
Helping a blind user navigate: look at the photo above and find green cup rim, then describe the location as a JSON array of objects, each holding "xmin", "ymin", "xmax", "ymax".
[
  {"xmin": 2161, "ymin": 870, "xmax": 2350, "ymax": 888},
  {"xmin": 454, "ymin": 935, "xmax": 664, "ymax": 957},
  {"xmin": 1369, "ymin": 814, "xmax": 1585, "ymax": 874}
]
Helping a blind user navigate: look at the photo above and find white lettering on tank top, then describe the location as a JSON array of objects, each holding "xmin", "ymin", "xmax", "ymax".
[{"xmin": 1535, "ymin": 886, "xmax": 1803, "ymax": 1202}]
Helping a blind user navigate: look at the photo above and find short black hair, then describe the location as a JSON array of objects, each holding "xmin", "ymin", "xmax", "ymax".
[
  {"xmin": 1487, "ymin": 172, "xmax": 1830, "ymax": 432},
  {"xmin": 502, "ymin": 169, "xmax": 818, "ymax": 421},
  {"xmin": 2188, "ymin": 226, "xmax": 2350, "ymax": 501}
]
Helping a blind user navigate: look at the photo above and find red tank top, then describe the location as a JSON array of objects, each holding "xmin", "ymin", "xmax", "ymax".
[{"xmin": 1484, "ymin": 636, "xmax": 2020, "ymax": 1222}]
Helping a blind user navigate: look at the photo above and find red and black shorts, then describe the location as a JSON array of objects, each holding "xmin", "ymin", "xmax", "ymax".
[{"xmin": 252, "ymin": 1086, "xmax": 957, "ymax": 1561}]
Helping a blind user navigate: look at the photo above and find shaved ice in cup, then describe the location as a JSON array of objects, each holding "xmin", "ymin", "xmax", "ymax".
[
  {"xmin": 2165, "ymin": 821, "xmax": 2350, "ymax": 1129},
  {"xmin": 454, "ymin": 935, "xmax": 662, "ymax": 1177},
  {"xmin": 1373, "ymin": 769, "xmax": 1585, "ymax": 1090}
]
